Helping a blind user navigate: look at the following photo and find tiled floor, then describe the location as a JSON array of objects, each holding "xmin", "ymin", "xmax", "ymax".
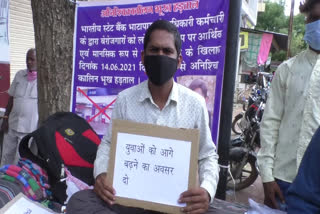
[{"xmin": 226, "ymin": 175, "xmax": 264, "ymax": 205}]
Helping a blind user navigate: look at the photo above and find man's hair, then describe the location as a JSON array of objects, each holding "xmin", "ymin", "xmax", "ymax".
[
  {"xmin": 27, "ymin": 48, "xmax": 36, "ymax": 55},
  {"xmin": 300, "ymin": 0, "xmax": 318, "ymax": 13},
  {"xmin": 144, "ymin": 20, "xmax": 182, "ymax": 56},
  {"xmin": 189, "ymin": 79, "xmax": 208, "ymax": 97}
]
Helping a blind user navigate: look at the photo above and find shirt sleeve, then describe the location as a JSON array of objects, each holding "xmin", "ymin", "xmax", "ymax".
[
  {"xmin": 287, "ymin": 127, "xmax": 320, "ymax": 213},
  {"xmin": 197, "ymin": 98, "xmax": 219, "ymax": 203},
  {"xmin": 8, "ymin": 71, "xmax": 20, "ymax": 96},
  {"xmin": 257, "ymin": 63, "xmax": 288, "ymax": 183},
  {"xmin": 94, "ymin": 95, "xmax": 123, "ymax": 178}
]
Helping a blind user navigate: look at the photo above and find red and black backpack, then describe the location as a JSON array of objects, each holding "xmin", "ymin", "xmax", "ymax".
[{"xmin": 19, "ymin": 112, "xmax": 101, "ymax": 204}]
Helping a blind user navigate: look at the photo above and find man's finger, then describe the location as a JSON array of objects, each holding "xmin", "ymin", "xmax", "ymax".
[
  {"xmin": 98, "ymin": 175, "xmax": 116, "ymax": 195},
  {"xmin": 94, "ymin": 188, "xmax": 115, "ymax": 205},
  {"xmin": 181, "ymin": 203, "xmax": 203, "ymax": 212},
  {"xmin": 275, "ymin": 186, "xmax": 285, "ymax": 203},
  {"xmin": 180, "ymin": 188, "xmax": 203, "ymax": 198},
  {"xmin": 270, "ymin": 194, "xmax": 279, "ymax": 209},
  {"xmin": 180, "ymin": 195, "xmax": 203, "ymax": 203},
  {"xmin": 101, "ymin": 182, "xmax": 116, "ymax": 195},
  {"xmin": 95, "ymin": 182, "xmax": 116, "ymax": 201},
  {"xmin": 96, "ymin": 175, "xmax": 116, "ymax": 195},
  {"xmin": 182, "ymin": 203, "xmax": 207, "ymax": 213},
  {"xmin": 264, "ymin": 199, "xmax": 272, "ymax": 208},
  {"xmin": 101, "ymin": 188, "xmax": 115, "ymax": 201},
  {"xmin": 98, "ymin": 191, "xmax": 114, "ymax": 205}
]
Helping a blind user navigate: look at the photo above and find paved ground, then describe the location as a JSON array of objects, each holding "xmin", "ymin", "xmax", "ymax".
[{"xmin": 225, "ymin": 104, "xmax": 264, "ymax": 206}]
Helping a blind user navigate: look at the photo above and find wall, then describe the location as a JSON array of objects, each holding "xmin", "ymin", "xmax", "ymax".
[
  {"xmin": 241, "ymin": 0, "xmax": 259, "ymax": 28},
  {"xmin": 9, "ymin": 0, "xmax": 35, "ymax": 81}
]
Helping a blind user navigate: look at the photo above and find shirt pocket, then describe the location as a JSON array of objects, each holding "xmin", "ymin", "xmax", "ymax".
[{"xmin": 14, "ymin": 82, "xmax": 27, "ymax": 97}]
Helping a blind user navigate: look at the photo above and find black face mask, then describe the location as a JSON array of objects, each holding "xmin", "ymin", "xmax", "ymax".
[{"xmin": 144, "ymin": 55, "xmax": 178, "ymax": 86}]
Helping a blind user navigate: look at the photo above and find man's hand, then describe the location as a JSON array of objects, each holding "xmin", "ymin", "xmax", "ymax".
[
  {"xmin": 263, "ymin": 181, "xmax": 285, "ymax": 209},
  {"xmin": 94, "ymin": 173, "xmax": 116, "ymax": 206},
  {"xmin": 0, "ymin": 119, "xmax": 8, "ymax": 133},
  {"xmin": 179, "ymin": 187, "xmax": 210, "ymax": 214}
]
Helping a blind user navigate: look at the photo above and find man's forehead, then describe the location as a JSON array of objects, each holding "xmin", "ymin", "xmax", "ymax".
[
  {"xmin": 147, "ymin": 30, "xmax": 175, "ymax": 48},
  {"xmin": 27, "ymin": 50, "xmax": 36, "ymax": 58}
]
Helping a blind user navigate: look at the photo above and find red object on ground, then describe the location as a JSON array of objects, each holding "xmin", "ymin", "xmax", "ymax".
[{"xmin": 0, "ymin": 63, "xmax": 10, "ymax": 108}]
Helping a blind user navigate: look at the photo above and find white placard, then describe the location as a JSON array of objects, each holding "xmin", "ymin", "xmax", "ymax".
[
  {"xmin": 113, "ymin": 132, "xmax": 191, "ymax": 207},
  {"xmin": 1, "ymin": 193, "xmax": 54, "ymax": 214}
]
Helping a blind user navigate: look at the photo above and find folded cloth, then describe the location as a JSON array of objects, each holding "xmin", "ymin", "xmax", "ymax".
[
  {"xmin": 17, "ymin": 158, "xmax": 51, "ymax": 198},
  {"xmin": 0, "ymin": 178, "xmax": 22, "ymax": 208},
  {"xmin": 0, "ymin": 158, "xmax": 52, "ymax": 201},
  {"xmin": 0, "ymin": 165, "xmax": 42, "ymax": 200},
  {"xmin": 65, "ymin": 167, "xmax": 93, "ymax": 203}
]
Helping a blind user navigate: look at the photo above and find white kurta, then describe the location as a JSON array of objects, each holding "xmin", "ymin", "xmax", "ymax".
[{"xmin": 8, "ymin": 69, "xmax": 38, "ymax": 133}]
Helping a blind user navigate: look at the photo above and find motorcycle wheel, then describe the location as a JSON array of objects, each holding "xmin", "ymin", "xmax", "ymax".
[
  {"xmin": 226, "ymin": 157, "xmax": 258, "ymax": 191},
  {"xmin": 231, "ymin": 114, "xmax": 243, "ymax": 135}
]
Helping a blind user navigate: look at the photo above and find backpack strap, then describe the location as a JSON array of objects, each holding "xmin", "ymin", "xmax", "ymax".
[{"xmin": 19, "ymin": 133, "xmax": 48, "ymax": 170}]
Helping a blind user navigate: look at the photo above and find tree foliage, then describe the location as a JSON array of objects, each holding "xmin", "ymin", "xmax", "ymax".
[
  {"xmin": 255, "ymin": 1, "xmax": 307, "ymax": 60},
  {"xmin": 291, "ymin": 14, "xmax": 307, "ymax": 56},
  {"xmin": 255, "ymin": 2, "xmax": 288, "ymax": 33}
]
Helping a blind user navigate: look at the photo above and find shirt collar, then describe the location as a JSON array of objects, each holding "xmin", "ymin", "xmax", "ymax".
[
  {"xmin": 138, "ymin": 80, "xmax": 179, "ymax": 104},
  {"xmin": 22, "ymin": 69, "xmax": 29, "ymax": 77},
  {"xmin": 306, "ymin": 48, "xmax": 319, "ymax": 66}
]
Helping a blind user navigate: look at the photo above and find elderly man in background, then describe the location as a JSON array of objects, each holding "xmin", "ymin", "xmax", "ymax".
[{"xmin": 0, "ymin": 48, "xmax": 38, "ymax": 165}]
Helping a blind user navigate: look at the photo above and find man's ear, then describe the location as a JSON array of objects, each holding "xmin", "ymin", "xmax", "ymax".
[
  {"xmin": 177, "ymin": 54, "xmax": 183, "ymax": 69},
  {"xmin": 141, "ymin": 51, "xmax": 145, "ymax": 65}
]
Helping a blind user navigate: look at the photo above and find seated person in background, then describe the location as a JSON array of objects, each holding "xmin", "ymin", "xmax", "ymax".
[{"xmin": 67, "ymin": 19, "xmax": 219, "ymax": 214}]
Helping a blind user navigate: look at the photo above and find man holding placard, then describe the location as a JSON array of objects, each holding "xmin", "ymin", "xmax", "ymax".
[{"xmin": 67, "ymin": 20, "xmax": 219, "ymax": 214}]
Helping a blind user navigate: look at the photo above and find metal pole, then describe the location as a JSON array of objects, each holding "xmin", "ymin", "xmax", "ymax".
[
  {"xmin": 215, "ymin": 0, "xmax": 242, "ymax": 200},
  {"xmin": 287, "ymin": 0, "xmax": 295, "ymax": 58}
]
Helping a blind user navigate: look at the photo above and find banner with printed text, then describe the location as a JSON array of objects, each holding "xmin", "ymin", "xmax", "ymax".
[{"xmin": 71, "ymin": 0, "xmax": 230, "ymax": 145}]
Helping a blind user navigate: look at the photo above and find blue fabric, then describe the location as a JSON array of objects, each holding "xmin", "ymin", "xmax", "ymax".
[
  {"xmin": 304, "ymin": 20, "xmax": 320, "ymax": 51},
  {"xmin": 275, "ymin": 179, "xmax": 291, "ymax": 211},
  {"xmin": 287, "ymin": 127, "xmax": 320, "ymax": 214},
  {"xmin": 276, "ymin": 179, "xmax": 291, "ymax": 198}
]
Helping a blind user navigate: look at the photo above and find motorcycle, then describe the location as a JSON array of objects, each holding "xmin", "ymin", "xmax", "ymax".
[
  {"xmin": 232, "ymin": 74, "xmax": 269, "ymax": 135},
  {"xmin": 227, "ymin": 102, "xmax": 264, "ymax": 191},
  {"xmin": 231, "ymin": 88, "xmax": 265, "ymax": 135}
]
